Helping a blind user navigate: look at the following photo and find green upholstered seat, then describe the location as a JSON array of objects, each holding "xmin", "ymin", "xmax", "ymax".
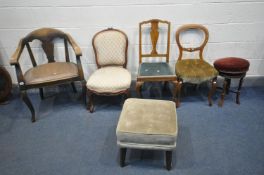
[
  {"xmin": 176, "ymin": 59, "xmax": 218, "ymax": 84},
  {"xmin": 116, "ymin": 98, "xmax": 178, "ymax": 150},
  {"xmin": 138, "ymin": 62, "xmax": 175, "ymax": 77}
]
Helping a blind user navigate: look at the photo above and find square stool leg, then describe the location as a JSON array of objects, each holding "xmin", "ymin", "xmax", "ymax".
[
  {"xmin": 165, "ymin": 151, "xmax": 172, "ymax": 170},
  {"xmin": 120, "ymin": 148, "xmax": 127, "ymax": 167}
]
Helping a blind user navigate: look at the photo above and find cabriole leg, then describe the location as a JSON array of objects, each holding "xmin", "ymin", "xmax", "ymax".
[
  {"xmin": 218, "ymin": 78, "xmax": 228, "ymax": 107},
  {"xmin": 176, "ymin": 79, "xmax": 182, "ymax": 108},
  {"xmin": 21, "ymin": 90, "xmax": 36, "ymax": 122},
  {"xmin": 136, "ymin": 81, "xmax": 144, "ymax": 98},
  {"xmin": 208, "ymin": 77, "xmax": 217, "ymax": 106},
  {"xmin": 87, "ymin": 89, "xmax": 94, "ymax": 113}
]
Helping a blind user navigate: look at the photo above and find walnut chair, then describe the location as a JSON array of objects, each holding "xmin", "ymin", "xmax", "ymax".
[
  {"xmin": 136, "ymin": 19, "xmax": 177, "ymax": 101},
  {"xmin": 86, "ymin": 28, "xmax": 131, "ymax": 112},
  {"xmin": 175, "ymin": 24, "xmax": 218, "ymax": 107},
  {"xmin": 10, "ymin": 28, "xmax": 86, "ymax": 122}
]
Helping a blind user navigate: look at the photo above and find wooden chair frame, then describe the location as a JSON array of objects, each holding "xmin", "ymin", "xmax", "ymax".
[
  {"xmin": 136, "ymin": 19, "xmax": 177, "ymax": 101},
  {"xmin": 175, "ymin": 24, "xmax": 217, "ymax": 107},
  {"xmin": 139, "ymin": 19, "xmax": 171, "ymax": 63},
  {"xmin": 87, "ymin": 28, "xmax": 130, "ymax": 112},
  {"xmin": 10, "ymin": 28, "xmax": 86, "ymax": 122}
]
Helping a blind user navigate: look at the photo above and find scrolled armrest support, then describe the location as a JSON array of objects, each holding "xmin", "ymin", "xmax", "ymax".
[{"xmin": 66, "ymin": 33, "xmax": 82, "ymax": 57}]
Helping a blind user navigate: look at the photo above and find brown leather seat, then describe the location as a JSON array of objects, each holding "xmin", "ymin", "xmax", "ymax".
[{"xmin": 24, "ymin": 62, "xmax": 79, "ymax": 85}]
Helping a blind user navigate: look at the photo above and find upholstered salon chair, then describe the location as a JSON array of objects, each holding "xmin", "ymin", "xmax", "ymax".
[
  {"xmin": 175, "ymin": 24, "xmax": 218, "ymax": 107},
  {"xmin": 86, "ymin": 28, "xmax": 131, "ymax": 112},
  {"xmin": 10, "ymin": 28, "xmax": 86, "ymax": 122},
  {"xmin": 136, "ymin": 19, "xmax": 177, "ymax": 100}
]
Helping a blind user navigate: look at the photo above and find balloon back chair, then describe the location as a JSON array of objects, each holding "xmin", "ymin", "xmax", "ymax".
[
  {"xmin": 86, "ymin": 28, "xmax": 131, "ymax": 112},
  {"xmin": 175, "ymin": 24, "xmax": 218, "ymax": 107},
  {"xmin": 10, "ymin": 28, "xmax": 86, "ymax": 122}
]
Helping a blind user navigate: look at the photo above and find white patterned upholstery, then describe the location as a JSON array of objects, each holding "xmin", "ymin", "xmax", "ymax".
[
  {"xmin": 86, "ymin": 66, "xmax": 131, "ymax": 93},
  {"xmin": 93, "ymin": 30, "xmax": 127, "ymax": 66}
]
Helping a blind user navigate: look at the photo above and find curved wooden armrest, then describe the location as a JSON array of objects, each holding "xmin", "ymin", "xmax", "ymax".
[
  {"xmin": 10, "ymin": 39, "xmax": 24, "ymax": 65},
  {"xmin": 66, "ymin": 33, "xmax": 82, "ymax": 57}
]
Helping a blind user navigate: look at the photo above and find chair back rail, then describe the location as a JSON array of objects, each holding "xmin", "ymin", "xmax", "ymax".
[
  {"xmin": 175, "ymin": 24, "xmax": 209, "ymax": 61},
  {"xmin": 22, "ymin": 28, "xmax": 70, "ymax": 64},
  {"xmin": 139, "ymin": 19, "xmax": 171, "ymax": 63}
]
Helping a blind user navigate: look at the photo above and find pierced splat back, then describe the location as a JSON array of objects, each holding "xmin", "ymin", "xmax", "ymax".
[
  {"xmin": 139, "ymin": 19, "xmax": 171, "ymax": 63},
  {"xmin": 22, "ymin": 28, "xmax": 70, "ymax": 66},
  {"xmin": 42, "ymin": 41, "xmax": 55, "ymax": 62}
]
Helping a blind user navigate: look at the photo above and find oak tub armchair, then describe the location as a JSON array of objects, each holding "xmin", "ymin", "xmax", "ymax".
[{"xmin": 10, "ymin": 28, "xmax": 86, "ymax": 122}]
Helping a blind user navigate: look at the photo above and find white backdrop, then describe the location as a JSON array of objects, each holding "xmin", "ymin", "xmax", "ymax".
[{"xmin": 0, "ymin": 0, "xmax": 263, "ymax": 83}]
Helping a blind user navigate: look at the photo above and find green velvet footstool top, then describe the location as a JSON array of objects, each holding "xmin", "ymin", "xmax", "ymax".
[{"xmin": 116, "ymin": 98, "xmax": 178, "ymax": 170}]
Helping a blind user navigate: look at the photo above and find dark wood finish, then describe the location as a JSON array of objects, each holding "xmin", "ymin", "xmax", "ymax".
[
  {"xmin": 87, "ymin": 90, "xmax": 94, "ymax": 113},
  {"xmin": 10, "ymin": 28, "xmax": 86, "ymax": 122},
  {"xmin": 39, "ymin": 88, "xmax": 44, "ymax": 99},
  {"xmin": 0, "ymin": 67, "xmax": 12, "ymax": 103},
  {"xmin": 175, "ymin": 24, "xmax": 217, "ymax": 107},
  {"xmin": 21, "ymin": 90, "xmax": 35, "ymax": 122},
  {"xmin": 25, "ymin": 43, "xmax": 37, "ymax": 67},
  {"xmin": 120, "ymin": 148, "xmax": 127, "ymax": 167},
  {"xmin": 64, "ymin": 38, "xmax": 70, "ymax": 62},
  {"xmin": 218, "ymin": 73, "xmax": 246, "ymax": 107},
  {"xmin": 87, "ymin": 28, "xmax": 130, "ymax": 112},
  {"xmin": 42, "ymin": 41, "xmax": 55, "ymax": 63},
  {"xmin": 136, "ymin": 81, "xmax": 144, "ymax": 98},
  {"xmin": 165, "ymin": 151, "xmax": 172, "ymax": 170},
  {"xmin": 226, "ymin": 78, "xmax": 231, "ymax": 94},
  {"xmin": 137, "ymin": 19, "xmax": 177, "ymax": 101},
  {"xmin": 208, "ymin": 77, "xmax": 217, "ymax": 106},
  {"xmin": 71, "ymin": 82, "xmax": 77, "ymax": 93},
  {"xmin": 236, "ymin": 76, "xmax": 244, "ymax": 104},
  {"xmin": 176, "ymin": 78, "xmax": 182, "ymax": 108},
  {"xmin": 120, "ymin": 148, "xmax": 173, "ymax": 170},
  {"xmin": 170, "ymin": 80, "xmax": 178, "ymax": 102}
]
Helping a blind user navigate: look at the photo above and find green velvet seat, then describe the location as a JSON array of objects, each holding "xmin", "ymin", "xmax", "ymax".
[
  {"xmin": 176, "ymin": 59, "xmax": 218, "ymax": 84},
  {"xmin": 175, "ymin": 24, "xmax": 218, "ymax": 107},
  {"xmin": 116, "ymin": 98, "xmax": 178, "ymax": 170}
]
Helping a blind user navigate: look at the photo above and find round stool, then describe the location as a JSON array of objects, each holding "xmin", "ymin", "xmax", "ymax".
[{"xmin": 214, "ymin": 57, "xmax": 250, "ymax": 106}]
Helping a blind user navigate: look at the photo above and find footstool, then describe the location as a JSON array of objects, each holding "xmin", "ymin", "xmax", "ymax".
[
  {"xmin": 214, "ymin": 57, "xmax": 250, "ymax": 106},
  {"xmin": 116, "ymin": 98, "xmax": 178, "ymax": 170}
]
